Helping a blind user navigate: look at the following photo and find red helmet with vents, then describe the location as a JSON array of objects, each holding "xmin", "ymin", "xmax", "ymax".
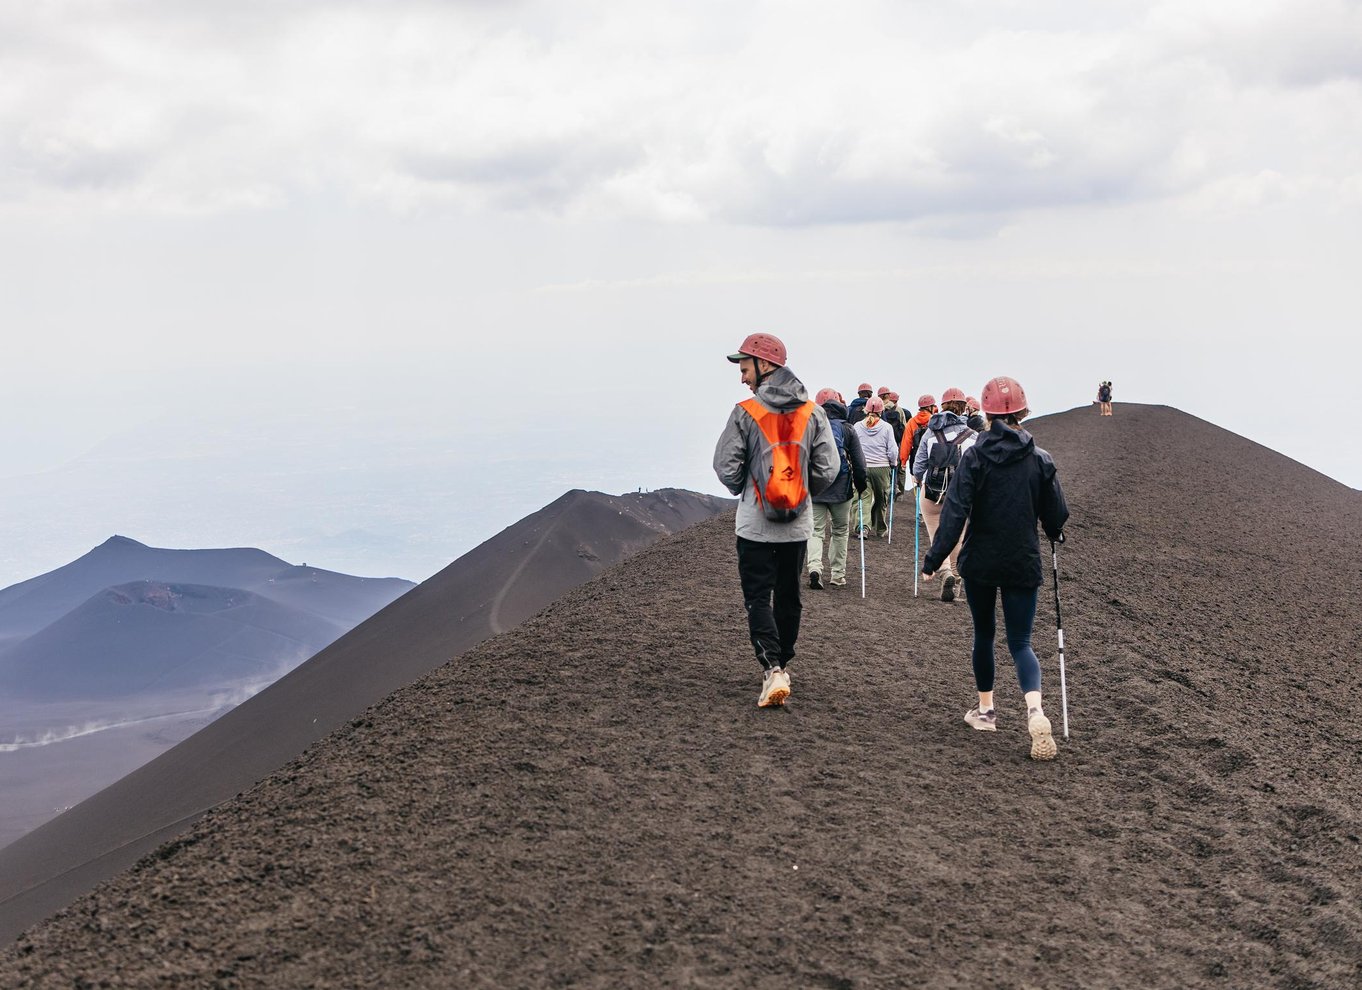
[
  {"xmin": 980, "ymin": 377, "xmax": 1028, "ymax": 416},
  {"xmin": 726, "ymin": 333, "xmax": 787, "ymax": 367}
]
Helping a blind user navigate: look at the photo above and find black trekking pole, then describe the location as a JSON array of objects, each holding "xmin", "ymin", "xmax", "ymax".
[{"xmin": 1050, "ymin": 537, "xmax": 1070, "ymax": 739}]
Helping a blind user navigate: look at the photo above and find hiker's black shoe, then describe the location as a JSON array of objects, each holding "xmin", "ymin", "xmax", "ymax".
[
  {"xmin": 809, "ymin": 570, "xmax": 823, "ymax": 590},
  {"xmin": 942, "ymin": 573, "xmax": 956, "ymax": 602}
]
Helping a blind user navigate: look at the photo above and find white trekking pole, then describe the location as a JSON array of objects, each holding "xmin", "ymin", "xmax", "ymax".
[
  {"xmin": 1050, "ymin": 537, "xmax": 1070, "ymax": 739},
  {"xmin": 913, "ymin": 486, "xmax": 921, "ymax": 598},
  {"xmin": 887, "ymin": 466, "xmax": 896, "ymax": 544},
  {"xmin": 858, "ymin": 496, "xmax": 867, "ymax": 599}
]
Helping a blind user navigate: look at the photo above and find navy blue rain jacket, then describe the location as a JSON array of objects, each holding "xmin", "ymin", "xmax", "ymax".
[
  {"xmin": 923, "ymin": 419, "xmax": 1069, "ymax": 587},
  {"xmin": 813, "ymin": 401, "xmax": 868, "ymax": 504}
]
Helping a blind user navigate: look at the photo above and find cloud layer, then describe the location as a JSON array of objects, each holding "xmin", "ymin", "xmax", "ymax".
[{"xmin": 2, "ymin": 0, "xmax": 1360, "ymax": 226}]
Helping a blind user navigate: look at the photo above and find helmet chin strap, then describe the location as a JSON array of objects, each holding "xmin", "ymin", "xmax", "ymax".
[{"xmin": 752, "ymin": 358, "xmax": 770, "ymax": 391}]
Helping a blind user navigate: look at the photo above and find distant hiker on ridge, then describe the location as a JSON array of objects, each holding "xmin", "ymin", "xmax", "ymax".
[
  {"xmin": 807, "ymin": 388, "xmax": 868, "ymax": 591},
  {"xmin": 847, "ymin": 383, "xmax": 874, "ymax": 425},
  {"xmin": 921, "ymin": 376, "xmax": 1069, "ymax": 761},
  {"xmin": 852, "ymin": 397, "xmax": 899, "ymax": 540},
  {"xmin": 714, "ymin": 333, "xmax": 839, "ymax": 708},
  {"xmin": 1097, "ymin": 381, "xmax": 1113, "ymax": 416},
  {"xmin": 911, "ymin": 386, "xmax": 977, "ymax": 603}
]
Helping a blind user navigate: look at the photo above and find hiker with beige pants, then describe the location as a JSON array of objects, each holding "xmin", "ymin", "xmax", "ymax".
[{"xmin": 911, "ymin": 387, "xmax": 977, "ymax": 602}]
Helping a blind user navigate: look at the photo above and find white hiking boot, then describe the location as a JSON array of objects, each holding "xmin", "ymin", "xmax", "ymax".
[
  {"xmin": 1028, "ymin": 711, "xmax": 1057, "ymax": 760},
  {"xmin": 941, "ymin": 573, "xmax": 957, "ymax": 602},
  {"xmin": 757, "ymin": 667, "xmax": 791, "ymax": 708}
]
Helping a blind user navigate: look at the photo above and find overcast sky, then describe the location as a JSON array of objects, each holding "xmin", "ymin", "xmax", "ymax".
[{"xmin": 1, "ymin": 1, "xmax": 1358, "ymax": 578}]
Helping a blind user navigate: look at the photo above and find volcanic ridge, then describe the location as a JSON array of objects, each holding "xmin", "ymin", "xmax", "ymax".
[
  {"xmin": 0, "ymin": 487, "xmax": 730, "ymax": 945},
  {"xmin": 2, "ymin": 409, "xmax": 1360, "ymax": 989}
]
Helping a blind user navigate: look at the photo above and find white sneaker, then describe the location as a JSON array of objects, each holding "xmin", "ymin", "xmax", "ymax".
[
  {"xmin": 757, "ymin": 667, "xmax": 791, "ymax": 707},
  {"xmin": 963, "ymin": 705, "xmax": 997, "ymax": 731},
  {"xmin": 1028, "ymin": 711, "xmax": 1057, "ymax": 760}
]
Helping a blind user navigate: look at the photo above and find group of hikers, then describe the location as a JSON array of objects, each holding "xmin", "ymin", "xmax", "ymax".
[{"xmin": 714, "ymin": 333, "xmax": 1070, "ymax": 761}]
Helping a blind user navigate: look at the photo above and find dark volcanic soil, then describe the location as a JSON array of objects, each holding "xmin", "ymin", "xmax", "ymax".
[{"xmin": 3, "ymin": 405, "xmax": 1360, "ymax": 989}]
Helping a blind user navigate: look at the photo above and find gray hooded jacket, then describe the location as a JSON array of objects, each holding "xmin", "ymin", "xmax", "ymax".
[{"xmin": 713, "ymin": 366, "xmax": 840, "ymax": 542}]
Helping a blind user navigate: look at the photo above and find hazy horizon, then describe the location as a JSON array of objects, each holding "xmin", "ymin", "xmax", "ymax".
[{"xmin": 2, "ymin": 1, "xmax": 1357, "ymax": 585}]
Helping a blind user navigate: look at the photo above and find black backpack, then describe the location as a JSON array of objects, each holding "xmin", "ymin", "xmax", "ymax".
[
  {"xmin": 923, "ymin": 427, "xmax": 975, "ymax": 503},
  {"xmin": 908, "ymin": 421, "xmax": 930, "ymax": 469},
  {"xmin": 881, "ymin": 407, "xmax": 906, "ymax": 445},
  {"xmin": 828, "ymin": 418, "xmax": 850, "ymax": 493}
]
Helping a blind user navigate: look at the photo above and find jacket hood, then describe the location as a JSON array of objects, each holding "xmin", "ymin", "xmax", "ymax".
[
  {"xmin": 927, "ymin": 410, "xmax": 966, "ymax": 431},
  {"xmin": 976, "ymin": 418, "xmax": 1035, "ymax": 466},
  {"xmin": 821, "ymin": 399, "xmax": 849, "ymax": 421},
  {"xmin": 911, "ymin": 409, "xmax": 933, "ymax": 427},
  {"xmin": 753, "ymin": 365, "xmax": 809, "ymax": 411}
]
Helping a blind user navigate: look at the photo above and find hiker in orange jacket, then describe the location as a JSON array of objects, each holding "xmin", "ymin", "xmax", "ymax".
[
  {"xmin": 714, "ymin": 333, "xmax": 839, "ymax": 708},
  {"xmin": 899, "ymin": 394, "xmax": 937, "ymax": 471}
]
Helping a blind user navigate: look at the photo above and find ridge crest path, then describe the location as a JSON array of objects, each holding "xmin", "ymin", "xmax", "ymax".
[{"xmin": 2, "ymin": 406, "xmax": 1360, "ymax": 989}]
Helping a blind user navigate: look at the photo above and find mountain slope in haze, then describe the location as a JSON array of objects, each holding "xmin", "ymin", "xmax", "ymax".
[
  {"xmin": 0, "ymin": 542, "xmax": 416, "ymax": 852},
  {"xmin": 0, "ymin": 487, "xmax": 731, "ymax": 942},
  {"xmin": 2, "ymin": 407, "xmax": 1357, "ymax": 988},
  {"xmin": 0, "ymin": 581, "xmax": 344, "ymax": 700},
  {"xmin": 0, "ymin": 536, "xmax": 410, "ymax": 640}
]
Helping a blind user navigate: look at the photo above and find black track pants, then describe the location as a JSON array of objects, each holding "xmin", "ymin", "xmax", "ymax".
[{"xmin": 736, "ymin": 537, "xmax": 806, "ymax": 671}]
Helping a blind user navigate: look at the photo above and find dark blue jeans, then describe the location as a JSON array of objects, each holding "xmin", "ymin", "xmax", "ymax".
[
  {"xmin": 736, "ymin": 537, "xmax": 806, "ymax": 670},
  {"xmin": 962, "ymin": 579, "xmax": 1042, "ymax": 695}
]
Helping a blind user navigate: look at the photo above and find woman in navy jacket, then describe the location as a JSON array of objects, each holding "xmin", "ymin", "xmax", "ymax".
[{"xmin": 921, "ymin": 376, "xmax": 1069, "ymax": 760}]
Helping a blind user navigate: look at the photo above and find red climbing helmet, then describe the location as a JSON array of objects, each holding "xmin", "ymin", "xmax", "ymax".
[
  {"xmin": 940, "ymin": 386, "xmax": 966, "ymax": 404},
  {"xmin": 966, "ymin": 396, "xmax": 980, "ymax": 410},
  {"xmin": 726, "ymin": 333, "xmax": 787, "ymax": 367},
  {"xmin": 814, "ymin": 387, "xmax": 842, "ymax": 405},
  {"xmin": 980, "ymin": 376, "xmax": 1028, "ymax": 416},
  {"xmin": 886, "ymin": 391, "xmax": 899, "ymax": 403},
  {"xmin": 857, "ymin": 382, "xmax": 873, "ymax": 393},
  {"xmin": 877, "ymin": 386, "xmax": 891, "ymax": 397},
  {"xmin": 865, "ymin": 397, "xmax": 885, "ymax": 415},
  {"xmin": 917, "ymin": 393, "xmax": 936, "ymax": 410}
]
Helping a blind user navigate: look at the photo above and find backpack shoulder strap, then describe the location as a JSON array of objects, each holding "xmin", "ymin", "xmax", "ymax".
[{"xmin": 951, "ymin": 428, "xmax": 975, "ymax": 446}]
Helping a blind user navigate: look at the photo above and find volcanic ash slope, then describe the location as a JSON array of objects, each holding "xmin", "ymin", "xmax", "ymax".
[
  {"xmin": 3, "ymin": 405, "xmax": 1361, "ymax": 989},
  {"xmin": 0, "ymin": 487, "xmax": 730, "ymax": 944}
]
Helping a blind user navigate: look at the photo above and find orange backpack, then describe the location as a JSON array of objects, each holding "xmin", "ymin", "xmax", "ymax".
[{"xmin": 740, "ymin": 398, "xmax": 816, "ymax": 522}]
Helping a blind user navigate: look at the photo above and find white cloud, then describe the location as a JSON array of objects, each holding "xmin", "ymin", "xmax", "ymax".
[{"xmin": 0, "ymin": 0, "xmax": 1359, "ymax": 226}]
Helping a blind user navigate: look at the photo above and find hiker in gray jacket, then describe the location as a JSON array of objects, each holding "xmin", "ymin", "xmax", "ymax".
[
  {"xmin": 714, "ymin": 333, "xmax": 839, "ymax": 708},
  {"xmin": 852, "ymin": 398, "xmax": 900, "ymax": 539}
]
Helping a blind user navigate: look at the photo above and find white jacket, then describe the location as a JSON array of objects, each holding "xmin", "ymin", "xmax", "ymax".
[{"xmin": 852, "ymin": 418, "xmax": 899, "ymax": 468}]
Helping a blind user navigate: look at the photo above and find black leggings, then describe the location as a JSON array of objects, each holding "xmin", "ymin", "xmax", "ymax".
[{"xmin": 963, "ymin": 580, "xmax": 1042, "ymax": 695}]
